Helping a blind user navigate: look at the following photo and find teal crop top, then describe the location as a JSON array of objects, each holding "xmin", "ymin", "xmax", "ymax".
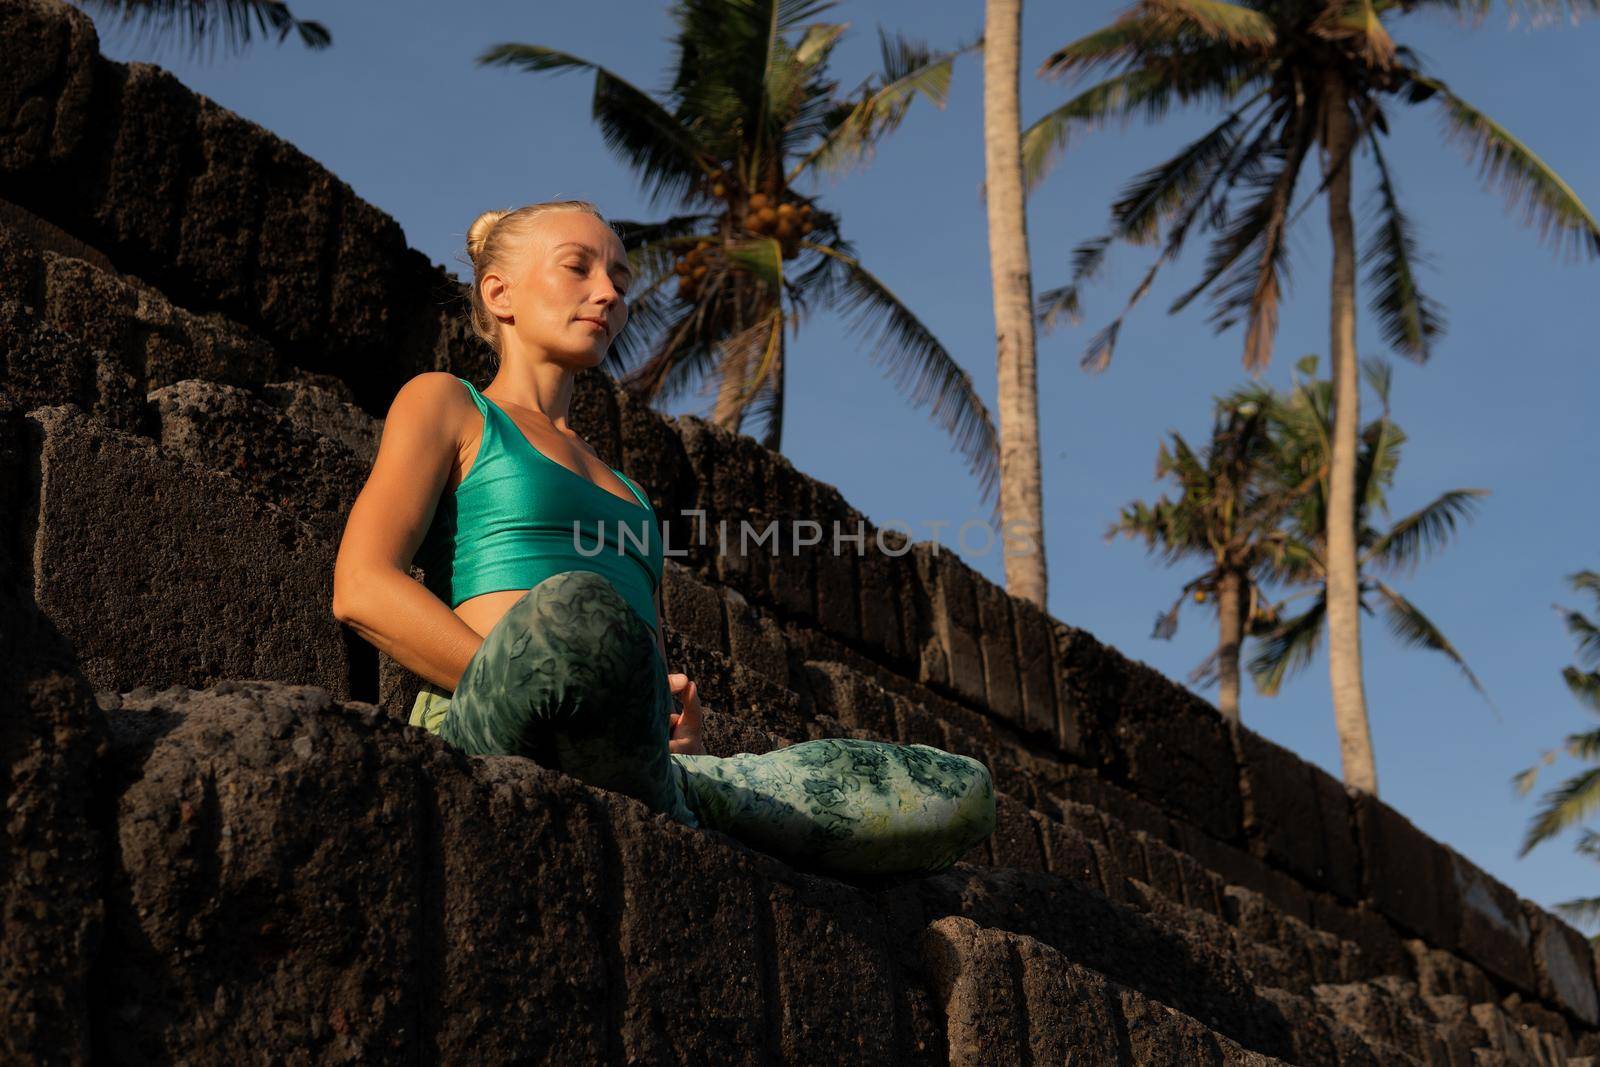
[{"xmin": 412, "ymin": 376, "xmax": 664, "ymax": 635}]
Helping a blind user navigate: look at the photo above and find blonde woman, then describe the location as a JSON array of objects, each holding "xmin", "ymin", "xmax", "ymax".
[{"xmin": 332, "ymin": 200, "xmax": 994, "ymax": 876}]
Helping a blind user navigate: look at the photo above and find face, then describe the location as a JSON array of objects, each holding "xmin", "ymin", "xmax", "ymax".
[{"xmin": 479, "ymin": 209, "xmax": 633, "ymax": 366}]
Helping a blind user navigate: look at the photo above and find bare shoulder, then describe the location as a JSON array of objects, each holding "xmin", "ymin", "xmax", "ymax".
[{"xmin": 382, "ymin": 371, "xmax": 473, "ymax": 441}]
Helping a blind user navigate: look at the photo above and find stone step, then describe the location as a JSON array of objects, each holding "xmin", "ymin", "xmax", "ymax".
[
  {"xmin": 783, "ymin": 643, "xmax": 1596, "ymax": 1061},
  {"xmin": 5, "ymin": 403, "xmax": 356, "ymax": 699},
  {"xmin": 76, "ymin": 679, "xmax": 1371, "ymax": 1065}
]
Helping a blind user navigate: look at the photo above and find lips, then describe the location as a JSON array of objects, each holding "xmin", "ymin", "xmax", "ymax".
[{"xmin": 576, "ymin": 317, "xmax": 608, "ymax": 336}]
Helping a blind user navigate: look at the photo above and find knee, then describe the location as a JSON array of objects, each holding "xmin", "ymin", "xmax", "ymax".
[{"xmin": 509, "ymin": 571, "xmax": 640, "ymax": 644}]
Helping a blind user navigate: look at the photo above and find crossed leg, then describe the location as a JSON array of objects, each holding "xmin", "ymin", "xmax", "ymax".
[{"xmin": 435, "ymin": 569, "xmax": 996, "ymax": 876}]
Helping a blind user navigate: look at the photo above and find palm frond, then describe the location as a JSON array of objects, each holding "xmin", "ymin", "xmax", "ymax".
[
  {"xmin": 1365, "ymin": 488, "xmax": 1487, "ymax": 576},
  {"xmin": 804, "ymin": 241, "xmax": 1002, "ymax": 512},
  {"xmin": 1564, "ymin": 666, "xmax": 1600, "ymax": 714},
  {"xmin": 1362, "ymin": 133, "xmax": 1446, "ymax": 361},
  {"xmin": 1410, "ymin": 71, "xmax": 1600, "ymax": 261},
  {"xmin": 787, "ymin": 29, "xmax": 969, "ymax": 183},
  {"xmin": 1310, "ymin": 0, "xmax": 1398, "ymax": 68},
  {"xmin": 1136, "ymin": 0, "xmax": 1278, "ymax": 48},
  {"xmin": 1248, "ymin": 596, "xmax": 1327, "ymax": 696},
  {"xmin": 1521, "ymin": 765, "xmax": 1600, "ymax": 856},
  {"xmin": 78, "ymin": 0, "xmax": 330, "ymax": 55},
  {"xmin": 477, "ymin": 44, "xmax": 715, "ymax": 209},
  {"xmin": 1182, "ymin": 114, "xmax": 1314, "ymax": 372},
  {"xmin": 1020, "ymin": 60, "xmax": 1266, "ymax": 192},
  {"xmin": 1036, "ymin": 97, "xmax": 1272, "ymax": 347},
  {"xmin": 1372, "ymin": 579, "xmax": 1498, "ymax": 717},
  {"xmin": 1379, "ymin": 0, "xmax": 1600, "ymax": 28},
  {"xmin": 1552, "ymin": 896, "xmax": 1600, "ymax": 934}
]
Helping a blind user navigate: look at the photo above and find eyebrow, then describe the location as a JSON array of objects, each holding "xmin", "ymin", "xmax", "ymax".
[{"xmin": 553, "ymin": 241, "xmax": 635, "ymax": 286}]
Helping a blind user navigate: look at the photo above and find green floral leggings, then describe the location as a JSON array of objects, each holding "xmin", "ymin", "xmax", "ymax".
[{"xmin": 410, "ymin": 570, "xmax": 996, "ymax": 877}]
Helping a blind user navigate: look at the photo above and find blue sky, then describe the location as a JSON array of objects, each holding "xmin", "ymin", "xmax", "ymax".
[{"xmin": 92, "ymin": 0, "xmax": 1600, "ymax": 913}]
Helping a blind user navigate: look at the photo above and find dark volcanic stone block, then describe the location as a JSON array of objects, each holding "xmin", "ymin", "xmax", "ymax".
[
  {"xmin": 918, "ymin": 917, "xmax": 1026, "ymax": 1063},
  {"xmin": 1115, "ymin": 673, "xmax": 1241, "ymax": 843},
  {"xmin": 93, "ymin": 64, "xmax": 198, "ymax": 265},
  {"xmin": 973, "ymin": 578, "xmax": 1023, "ymax": 725},
  {"xmin": 1035, "ymin": 813, "xmax": 1101, "ymax": 888},
  {"xmin": 722, "ymin": 587, "xmax": 789, "ymax": 686},
  {"xmin": 0, "ymin": 0, "xmax": 97, "ymax": 178},
  {"xmin": 766, "ymin": 875, "xmax": 897, "ymax": 1062},
  {"xmin": 25, "ymin": 404, "xmax": 352, "ymax": 697},
  {"xmin": 760, "ymin": 451, "xmax": 818, "ymax": 620},
  {"xmin": 1353, "ymin": 793, "xmax": 1460, "ymax": 950},
  {"xmin": 0, "ymin": 466, "xmax": 107, "ymax": 1067},
  {"xmin": 912, "ymin": 544, "xmax": 985, "ymax": 706},
  {"xmin": 1310, "ymin": 766, "xmax": 1362, "ymax": 903},
  {"xmin": 1011, "ymin": 594, "xmax": 1058, "ymax": 739},
  {"xmin": 99, "ymin": 683, "xmax": 424, "ymax": 1064},
  {"xmin": 1011, "ymin": 933, "xmax": 1124, "ymax": 1064},
  {"xmin": 1443, "ymin": 847, "xmax": 1534, "ymax": 993},
  {"xmin": 1524, "ymin": 902, "xmax": 1600, "ymax": 1026},
  {"xmin": 606, "ymin": 798, "xmax": 771, "ymax": 1065},
  {"xmin": 252, "ymin": 141, "xmax": 338, "ymax": 346},
  {"xmin": 661, "ymin": 559, "xmax": 724, "ymax": 651},
  {"xmin": 802, "ymin": 659, "xmax": 896, "ymax": 738},
  {"xmin": 148, "ymin": 378, "xmax": 375, "ymax": 542},
  {"xmin": 174, "ymin": 104, "xmax": 268, "ymax": 311},
  {"xmin": 1119, "ymin": 987, "xmax": 1227, "ymax": 1065},
  {"xmin": 854, "ymin": 523, "xmax": 910, "ymax": 663},
  {"xmin": 809, "ymin": 479, "xmax": 862, "ymax": 644},
  {"xmin": 989, "ymin": 792, "xmax": 1047, "ymax": 871},
  {"xmin": 568, "ymin": 365, "xmax": 621, "ymax": 466},
  {"xmin": 1234, "ymin": 725, "xmax": 1328, "ymax": 889},
  {"xmin": 432, "ymin": 758, "xmax": 613, "ymax": 1063}
]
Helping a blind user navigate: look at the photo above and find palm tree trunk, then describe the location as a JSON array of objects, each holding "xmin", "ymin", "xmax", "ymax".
[
  {"xmin": 712, "ymin": 337, "xmax": 750, "ymax": 433},
  {"xmin": 1323, "ymin": 69, "xmax": 1378, "ymax": 795},
  {"xmin": 1216, "ymin": 569, "xmax": 1243, "ymax": 722},
  {"xmin": 982, "ymin": 0, "xmax": 1048, "ymax": 608}
]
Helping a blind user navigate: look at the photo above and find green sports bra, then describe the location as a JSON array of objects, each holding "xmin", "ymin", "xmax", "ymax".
[{"xmin": 412, "ymin": 376, "xmax": 664, "ymax": 635}]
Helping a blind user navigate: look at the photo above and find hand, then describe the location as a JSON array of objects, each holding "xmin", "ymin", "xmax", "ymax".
[{"xmin": 667, "ymin": 673, "xmax": 706, "ymax": 756}]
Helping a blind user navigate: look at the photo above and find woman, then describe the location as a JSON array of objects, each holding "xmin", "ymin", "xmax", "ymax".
[{"xmin": 331, "ymin": 199, "xmax": 994, "ymax": 877}]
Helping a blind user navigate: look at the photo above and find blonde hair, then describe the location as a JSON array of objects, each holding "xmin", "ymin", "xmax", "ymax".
[{"xmin": 464, "ymin": 199, "xmax": 610, "ymax": 355}]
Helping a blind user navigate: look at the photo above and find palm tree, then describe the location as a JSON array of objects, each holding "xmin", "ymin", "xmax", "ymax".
[
  {"xmin": 479, "ymin": 0, "xmax": 1001, "ymax": 507},
  {"xmin": 1109, "ymin": 385, "xmax": 1293, "ymax": 721},
  {"xmin": 1514, "ymin": 569, "xmax": 1600, "ymax": 933},
  {"xmin": 73, "ymin": 0, "xmax": 330, "ymax": 54},
  {"xmin": 982, "ymin": 0, "xmax": 1048, "ymax": 605},
  {"xmin": 1021, "ymin": 0, "xmax": 1598, "ymax": 792},
  {"xmin": 1246, "ymin": 355, "xmax": 1494, "ymax": 791}
]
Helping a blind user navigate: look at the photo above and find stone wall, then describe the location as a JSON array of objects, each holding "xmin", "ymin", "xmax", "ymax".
[{"xmin": 2, "ymin": 0, "xmax": 1596, "ymax": 1062}]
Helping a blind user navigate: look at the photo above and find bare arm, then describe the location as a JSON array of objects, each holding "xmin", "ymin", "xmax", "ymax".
[{"xmin": 331, "ymin": 373, "xmax": 485, "ymax": 693}]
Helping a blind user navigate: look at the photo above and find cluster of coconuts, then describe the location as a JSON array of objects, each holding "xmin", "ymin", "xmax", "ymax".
[
  {"xmin": 668, "ymin": 178, "xmax": 820, "ymax": 301},
  {"xmin": 738, "ymin": 192, "xmax": 814, "ymax": 260},
  {"xmin": 673, "ymin": 239, "xmax": 715, "ymax": 303}
]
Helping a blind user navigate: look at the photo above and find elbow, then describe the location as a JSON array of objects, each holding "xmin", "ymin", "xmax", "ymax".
[{"xmin": 331, "ymin": 572, "xmax": 362, "ymax": 625}]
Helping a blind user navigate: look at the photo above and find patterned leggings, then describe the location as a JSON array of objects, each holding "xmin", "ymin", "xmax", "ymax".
[{"xmin": 409, "ymin": 570, "xmax": 996, "ymax": 877}]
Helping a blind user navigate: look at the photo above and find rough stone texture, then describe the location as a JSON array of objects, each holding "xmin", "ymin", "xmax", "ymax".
[
  {"xmin": 0, "ymin": 397, "xmax": 107, "ymax": 1065},
  {"xmin": 24, "ymin": 404, "xmax": 355, "ymax": 698},
  {"xmin": 1447, "ymin": 846, "xmax": 1535, "ymax": 992},
  {"xmin": 96, "ymin": 684, "xmax": 424, "ymax": 1064},
  {"xmin": 1526, "ymin": 902, "xmax": 1600, "ymax": 1027},
  {"xmin": 148, "ymin": 377, "xmax": 376, "ymax": 542},
  {"xmin": 1354, "ymin": 793, "xmax": 1462, "ymax": 949},
  {"xmin": 2, "ymin": 6, "xmax": 1596, "ymax": 1059}
]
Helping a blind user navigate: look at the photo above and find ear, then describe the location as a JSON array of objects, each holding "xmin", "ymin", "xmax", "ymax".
[{"xmin": 480, "ymin": 270, "xmax": 514, "ymax": 320}]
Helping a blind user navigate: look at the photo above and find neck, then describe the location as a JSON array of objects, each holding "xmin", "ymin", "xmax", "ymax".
[{"xmin": 488, "ymin": 336, "xmax": 580, "ymax": 428}]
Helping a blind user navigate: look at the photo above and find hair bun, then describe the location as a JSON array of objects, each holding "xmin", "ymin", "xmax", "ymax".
[{"xmin": 466, "ymin": 209, "xmax": 508, "ymax": 262}]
